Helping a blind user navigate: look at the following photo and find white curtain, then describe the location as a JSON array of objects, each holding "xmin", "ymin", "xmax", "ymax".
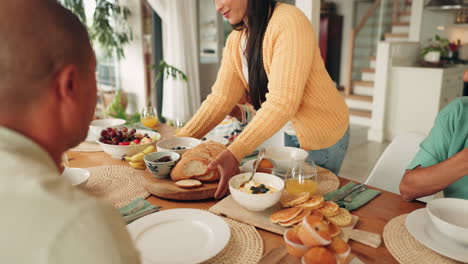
[{"xmin": 146, "ymin": 0, "xmax": 201, "ymax": 122}]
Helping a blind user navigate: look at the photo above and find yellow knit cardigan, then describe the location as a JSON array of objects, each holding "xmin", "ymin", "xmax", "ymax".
[{"xmin": 178, "ymin": 3, "xmax": 349, "ymax": 162}]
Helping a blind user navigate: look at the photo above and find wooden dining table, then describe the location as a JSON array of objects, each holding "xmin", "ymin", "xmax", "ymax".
[{"xmin": 68, "ymin": 124, "xmax": 426, "ymax": 264}]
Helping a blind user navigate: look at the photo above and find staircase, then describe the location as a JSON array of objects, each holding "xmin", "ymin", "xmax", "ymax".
[{"xmin": 344, "ymin": 0, "xmax": 412, "ymax": 127}]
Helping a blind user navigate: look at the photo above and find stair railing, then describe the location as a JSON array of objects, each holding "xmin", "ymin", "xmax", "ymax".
[{"xmin": 345, "ymin": 0, "xmax": 382, "ymax": 96}]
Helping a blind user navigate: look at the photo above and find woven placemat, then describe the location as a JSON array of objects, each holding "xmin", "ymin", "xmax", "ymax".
[
  {"xmin": 383, "ymin": 214, "xmax": 459, "ymax": 264},
  {"xmin": 69, "ymin": 141, "xmax": 102, "ymax": 152},
  {"xmin": 315, "ymin": 167, "xmax": 340, "ymax": 196},
  {"xmin": 84, "ymin": 165, "xmax": 150, "ymax": 208},
  {"xmin": 205, "ymin": 217, "xmax": 263, "ymax": 264}
]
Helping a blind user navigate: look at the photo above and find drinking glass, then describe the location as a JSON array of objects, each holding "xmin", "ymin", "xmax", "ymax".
[
  {"xmin": 140, "ymin": 107, "xmax": 159, "ymax": 129},
  {"xmin": 284, "ymin": 158, "xmax": 318, "ymax": 195},
  {"xmin": 172, "ymin": 119, "xmax": 184, "ymax": 134}
]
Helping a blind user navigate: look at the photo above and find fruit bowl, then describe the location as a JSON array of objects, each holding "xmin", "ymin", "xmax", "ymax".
[
  {"xmin": 97, "ymin": 128, "xmax": 160, "ymax": 159},
  {"xmin": 88, "ymin": 118, "xmax": 126, "ymax": 139}
]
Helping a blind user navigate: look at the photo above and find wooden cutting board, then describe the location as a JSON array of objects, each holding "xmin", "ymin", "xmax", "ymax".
[
  {"xmin": 208, "ymin": 195, "xmax": 359, "ymax": 240},
  {"xmin": 143, "ymin": 172, "xmax": 218, "ymax": 201}
]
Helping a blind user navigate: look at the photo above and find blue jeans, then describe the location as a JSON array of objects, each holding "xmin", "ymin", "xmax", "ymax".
[{"xmin": 284, "ymin": 127, "xmax": 350, "ymax": 175}]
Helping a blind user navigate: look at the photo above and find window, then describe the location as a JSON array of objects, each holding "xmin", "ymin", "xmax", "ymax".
[{"xmin": 83, "ymin": 0, "xmax": 119, "ymax": 90}]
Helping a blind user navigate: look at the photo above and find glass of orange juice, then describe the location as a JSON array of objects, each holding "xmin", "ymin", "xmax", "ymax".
[
  {"xmin": 140, "ymin": 106, "xmax": 158, "ymax": 129},
  {"xmin": 284, "ymin": 158, "xmax": 318, "ymax": 195}
]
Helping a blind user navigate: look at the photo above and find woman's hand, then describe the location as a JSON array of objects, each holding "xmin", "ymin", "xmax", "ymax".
[{"xmin": 208, "ymin": 149, "xmax": 240, "ymax": 199}]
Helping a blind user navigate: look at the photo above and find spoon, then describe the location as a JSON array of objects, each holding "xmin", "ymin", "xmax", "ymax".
[{"xmin": 245, "ymin": 148, "xmax": 266, "ymax": 184}]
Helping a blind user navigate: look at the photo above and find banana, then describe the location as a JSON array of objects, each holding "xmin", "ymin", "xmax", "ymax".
[
  {"xmin": 142, "ymin": 145, "xmax": 156, "ymax": 154},
  {"xmin": 129, "ymin": 161, "xmax": 146, "ymax": 170},
  {"xmin": 125, "ymin": 145, "xmax": 157, "ymax": 162},
  {"xmin": 127, "ymin": 153, "xmax": 145, "ymax": 163}
]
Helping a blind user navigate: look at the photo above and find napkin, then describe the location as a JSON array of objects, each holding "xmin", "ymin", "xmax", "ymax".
[
  {"xmin": 119, "ymin": 198, "xmax": 161, "ymax": 224},
  {"xmin": 324, "ymin": 182, "xmax": 381, "ymax": 211}
]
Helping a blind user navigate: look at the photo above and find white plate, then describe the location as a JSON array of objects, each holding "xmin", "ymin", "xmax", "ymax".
[
  {"xmin": 127, "ymin": 209, "xmax": 230, "ymax": 264},
  {"xmin": 406, "ymin": 208, "xmax": 468, "ymax": 263}
]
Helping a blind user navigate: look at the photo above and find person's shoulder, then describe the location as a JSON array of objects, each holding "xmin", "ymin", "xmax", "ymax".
[
  {"xmin": 225, "ymin": 29, "xmax": 242, "ymax": 48},
  {"xmin": 438, "ymin": 97, "xmax": 468, "ymax": 119},
  {"xmin": 269, "ymin": 3, "xmax": 311, "ymax": 30}
]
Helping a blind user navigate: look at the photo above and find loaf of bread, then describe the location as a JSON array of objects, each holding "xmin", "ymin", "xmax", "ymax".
[{"xmin": 170, "ymin": 141, "xmax": 226, "ymax": 182}]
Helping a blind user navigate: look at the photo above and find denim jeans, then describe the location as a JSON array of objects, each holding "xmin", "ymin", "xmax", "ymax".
[{"xmin": 284, "ymin": 127, "xmax": 350, "ymax": 175}]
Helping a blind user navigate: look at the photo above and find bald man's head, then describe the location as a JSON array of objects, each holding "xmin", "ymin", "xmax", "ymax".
[{"xmin": 0, "ymin": 0, "xmax": 94, "ymax": 108}]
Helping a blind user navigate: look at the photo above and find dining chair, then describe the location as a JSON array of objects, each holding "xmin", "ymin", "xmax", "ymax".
[{"xmin": 365, "ymin": 131, "xmax": 439, "ymax": 203}]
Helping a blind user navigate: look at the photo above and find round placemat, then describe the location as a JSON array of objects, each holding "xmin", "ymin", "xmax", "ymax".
[
  {"xmin": 69, "ymin": 142, "xmax": 102, "ymax": 152},
  {"xmin": 84, "ymin": 165, "xmax": 150, "ymax": 208},
  {"xmin": 205, "ymin": 217, "xmax": 263, "ymax": 264},
  {"xmin": 315, "ymin": 166, "xmax": 340, "ymax": 196},
  {"xmin": 383, "ymin": 214, "xmax": 459, "ymax": 264}
]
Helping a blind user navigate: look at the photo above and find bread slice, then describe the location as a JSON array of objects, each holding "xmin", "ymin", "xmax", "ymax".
[
  {"xmin": 194, "ymin": 170, "xmax": 220, "ymax": 182},
  {"xmin": 204, "ymin": 140, "xmax": 226, "ymax": 149},
  {"xmin": 183, "ymin": 149, "xmax": 212, "ymax": 160},
  {"xmin": 171, "ymin": 157, "xmax": 209, "ymax": 182},
  {"xmin": 175, "ymin": 179, "xmax": 202, "ymax": 188}
]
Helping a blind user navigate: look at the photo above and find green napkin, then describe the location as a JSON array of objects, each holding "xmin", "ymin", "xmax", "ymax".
[
  {"xmin": 119, "ymin": 198, "xmax": 161, "ymax": 224},
  {"xmin": 324, "ymin": 182, "xmax": 381, "ymax": 211}
]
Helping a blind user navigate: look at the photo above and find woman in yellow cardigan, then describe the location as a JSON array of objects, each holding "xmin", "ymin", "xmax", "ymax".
[{"xmin": 178, "ymin": 0, "xmax": 350, "ymax": 198}]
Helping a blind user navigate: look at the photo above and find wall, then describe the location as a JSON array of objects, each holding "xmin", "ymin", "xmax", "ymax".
[
  {"xmin": 420, "ymin": 9, "xmax": 452, "ymax": 43},
  {"xmin": 118, "ymin": 0, "xmax": 147, "ymax": 114},
  {"xmin": 369, "ymin": 42, "xmax": 420, "ymax": 142}
]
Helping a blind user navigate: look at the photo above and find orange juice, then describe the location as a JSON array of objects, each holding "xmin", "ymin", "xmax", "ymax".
[
  {"xmin": 141, "ymin": 116, "xmax": 158, "ymax": 128},
  {"xmin": 285, "ymin": 178, "xmax": 317, "ymax": 195}
]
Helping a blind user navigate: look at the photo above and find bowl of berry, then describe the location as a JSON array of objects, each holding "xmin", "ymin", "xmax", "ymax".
[
  {"xmin": 156, "ymin": 137, "xmax": 201, "ymax": 155},
  {"xmin": 144, "ymin": 151, "xmax": 180, "ymax": 178},
  {"xmin": 97, "ymin": 127, "xmax": 161, "ymax": 159}
]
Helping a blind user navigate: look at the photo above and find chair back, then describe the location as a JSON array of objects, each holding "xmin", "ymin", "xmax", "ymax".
[{"xmin": 365, "ymin": 132, "xmax": 436, "ymax": 202}]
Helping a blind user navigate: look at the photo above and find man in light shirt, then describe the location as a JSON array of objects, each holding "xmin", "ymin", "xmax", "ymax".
[{"xmin": 0, "ymin": 0, "xmax": 140, "ymax": 263}]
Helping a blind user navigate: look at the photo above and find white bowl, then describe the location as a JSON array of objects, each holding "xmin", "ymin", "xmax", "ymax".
[
  {"xmin": 427, "ymin": 198, "xmax": 468, "ymax": 245},
  {"xmin": 62, "ymin": 167, "xmax": 89, "ymax": 188},
  {"xmin": 144, "ymin": 151, "xmax": 180, "ymax": 178},
  {"xmin": 157, "ymin": 137, "xmax": 201, "ymax": 155},
  {"xmin": 97, "ymin": 129, "xmax": 160, "ymax": 159},
  {"xmin": 229, "ymin": 172, "xmax": 285, "ymax": 211},
  {"xmin": 264, "ymin": 146, "xmax": 308, "ymax": 172},
  {"xmin": 89, "ymin": 118, "xmax": 126, "ymax": 139}
]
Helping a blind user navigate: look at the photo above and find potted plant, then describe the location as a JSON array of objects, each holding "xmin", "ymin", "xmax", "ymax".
[{"xmin": 420, "ymin": 35, "xmax": 450, "ymax": 63}]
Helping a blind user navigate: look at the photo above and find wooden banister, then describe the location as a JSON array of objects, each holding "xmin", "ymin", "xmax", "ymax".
[
  {"xmin": 345, "ymin": 0, "xmax": 382, "ymax": 96},
  {"xmin": 393, "ymin": 0, "xmax": 400, "ymax": 24}
]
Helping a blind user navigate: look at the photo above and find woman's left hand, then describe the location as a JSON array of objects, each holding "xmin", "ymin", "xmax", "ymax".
[{"xmin": 208, "ymin": 149, "xmax": 240, "ymax": 199}]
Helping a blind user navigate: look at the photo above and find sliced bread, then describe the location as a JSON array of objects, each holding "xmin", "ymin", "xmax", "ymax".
[
  {"xmin": 175, "ymin": 179, "xmax": 202, "ymax": 188},
  {"xmin": 171, "ymin": 157, "xmax": 209, "ymax": 182}
]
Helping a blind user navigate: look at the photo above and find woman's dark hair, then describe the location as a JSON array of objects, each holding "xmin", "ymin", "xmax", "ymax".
[{"xmin": 232, "ymin": 0, "xmax": 277, "ymax": 110}]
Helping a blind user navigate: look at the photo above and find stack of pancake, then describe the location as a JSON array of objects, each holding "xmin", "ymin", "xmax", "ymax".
[{"xmin": 270, "ymin": 192, "xmax": 353, "ymax": 264}]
